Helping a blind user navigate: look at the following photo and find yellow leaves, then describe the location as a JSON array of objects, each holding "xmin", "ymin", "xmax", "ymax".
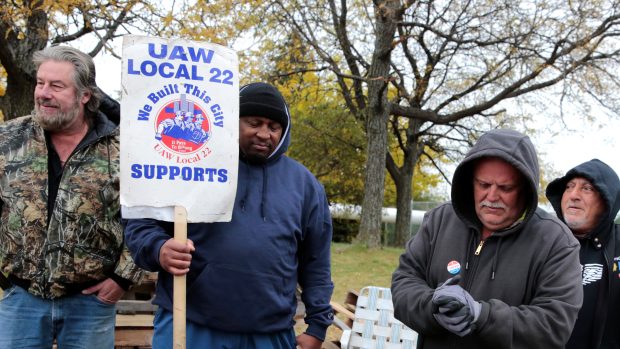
[
  {"xmin": 161, "ymin": 12, "xmax": 174, "ymax": 27},
  {"xmin": 1, "ymin": 0, "xmax": 141, "ymax": 45},
  {"xmin": 0, "ymin": 1, "xmax": 47, "ymax": 27},
  {"xmin": 412, "ymin": 159, "xmax": 443, "ymax": 201},
  {"xmin": 0, "ymin": 62, "xmax": 6, "ymax": 103},
  {"xmin": 150, "ymin": 0, "xmax": 263, "ymax": 48},
  {"xmin": 283, "ymin": 79, "xmax": 369, "ymax": 204}
]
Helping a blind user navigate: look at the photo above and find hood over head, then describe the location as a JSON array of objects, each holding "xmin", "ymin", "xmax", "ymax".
[
  {"xmin": 98, "ymin": 90, "xmax": 120, "ymax": 126},
  {"xmin": 451, "ymin": 129, "xmax": 539, "ymax": 230},
  {"xmin": 239, "ymin": 82, "xmax": 291, "ymax": 162},
  {"xmin": 546, "ymin": 159, "xmax": 620, "ymax": 238}
]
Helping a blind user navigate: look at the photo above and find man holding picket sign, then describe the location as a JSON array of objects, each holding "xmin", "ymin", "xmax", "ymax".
[{"xmin": 121, "ymin": 35, "xmax": 333, "ymax": 349}]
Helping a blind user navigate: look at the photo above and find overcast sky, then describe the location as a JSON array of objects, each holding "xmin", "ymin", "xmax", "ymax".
[{"xmin": 534, "ymin": 110, "xmax": 620, "ymax": 178}]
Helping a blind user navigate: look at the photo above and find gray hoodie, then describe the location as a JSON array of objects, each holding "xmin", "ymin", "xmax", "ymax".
[{"xmin": 392, "ymin": 129, "xmax": 583, "ymax": 349}]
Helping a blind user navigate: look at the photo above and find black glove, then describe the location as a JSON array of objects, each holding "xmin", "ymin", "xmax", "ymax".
[{"xmin": 432, "ymin": 275, "xmax": 481, "ymax": 337}]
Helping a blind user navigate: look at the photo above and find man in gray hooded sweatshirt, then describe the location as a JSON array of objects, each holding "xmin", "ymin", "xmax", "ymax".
[{"xmin": 392, "ymin": 129, "xmax": 583, "ymax": 349}]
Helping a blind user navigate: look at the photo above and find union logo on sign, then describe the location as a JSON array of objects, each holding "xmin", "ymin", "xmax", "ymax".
[{"xmin": 154, "ymin": 93, "xmax": 211, "ymax": 154}]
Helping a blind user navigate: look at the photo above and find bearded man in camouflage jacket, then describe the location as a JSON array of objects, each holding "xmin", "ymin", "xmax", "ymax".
[{"xmin": 0, "ymin": 46, "xmax": 143, "ymax": 348}]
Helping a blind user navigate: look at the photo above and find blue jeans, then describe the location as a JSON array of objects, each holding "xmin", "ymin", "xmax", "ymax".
[
  {"xmin": 0, "ymin": 285, "xmax": 116, "ymax": 348},
  {"xmin": 152, "ymin": 308, "xmax": 297, "ymax": 349}
]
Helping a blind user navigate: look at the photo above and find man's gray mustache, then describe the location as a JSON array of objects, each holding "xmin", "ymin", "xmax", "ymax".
[{"xmin": 480, "ymin": 201, "xmax": 506, "ymax": 209}]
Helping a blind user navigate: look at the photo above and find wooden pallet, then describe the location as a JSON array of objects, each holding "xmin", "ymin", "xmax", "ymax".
[
  {"xmin": 114, "ymin": 272, "xmax": 158, "ymax": 348},
  {"xmin": 115, "ymin": 314, "xmax": 154, "ymax": 348},
  {"xmin": 324, "ymin": 289, "xmax": 359, "ymax": 348}
]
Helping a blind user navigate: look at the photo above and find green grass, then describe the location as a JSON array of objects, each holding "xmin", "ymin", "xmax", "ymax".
[
  {"xmin": 330, "ymin": 242, "xmax": 403, "ymax": 303},
  {"xmin": 295, "ymin": 242, "xmax": 405, "ymax": 342}
]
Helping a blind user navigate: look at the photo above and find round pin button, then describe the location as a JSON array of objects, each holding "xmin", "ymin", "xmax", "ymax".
[{"xmin": 447, "ymin": 260, "xmax": 461, "ymax": 275}]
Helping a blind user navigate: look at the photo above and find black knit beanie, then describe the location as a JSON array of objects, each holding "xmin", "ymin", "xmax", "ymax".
[{"xmin": 239, "ymin": 82, "xmax": 289, "ymax": 131}]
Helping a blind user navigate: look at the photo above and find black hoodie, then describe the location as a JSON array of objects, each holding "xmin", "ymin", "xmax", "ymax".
[
  {"xmin": 392, "ymin": 129, "xmax": 583, "ymax": 349},
  {"xmin": 546, "ymin": 159, "xmax": 620, "ymax": 349}
]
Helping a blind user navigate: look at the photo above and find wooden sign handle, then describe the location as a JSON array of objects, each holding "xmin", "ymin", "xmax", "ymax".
[{"xmin": 173, "ymin": 206, "xmax": 187, "ymax": 349}]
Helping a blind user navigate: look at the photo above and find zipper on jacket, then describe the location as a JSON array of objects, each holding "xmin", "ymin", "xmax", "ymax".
[
  {"xmin": 465, "ymin": 236, "xmax": 485, "ymax": 290},
  {"xmin": 474, "ymin": 240, "xmax": 485, "ymax": 255},
  {"xmin": 592, "ymin": 242, "xmax": 612, "ymax": 349}
]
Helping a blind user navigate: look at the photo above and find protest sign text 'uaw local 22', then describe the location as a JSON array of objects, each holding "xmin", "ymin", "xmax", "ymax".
[{"xmin": 128, "ymin": 43, "xmax": 230, "ymax": 127}]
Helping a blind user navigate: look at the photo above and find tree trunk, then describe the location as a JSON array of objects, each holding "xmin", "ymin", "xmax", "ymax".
[
  {"xmin": 2, "ymin": 75, "xmax": 35, "ymax": 120},
  {"xmin": 394, "ymin": 119, "xmax": 423, "ymax": 246},
  {"xmin": 0, "ymin": 1, "xmax": 47, "ymax": 120},
  {"xmin": 357, "ymin": 110, "xmax": 388, "ymax": 248},
  {"xmin": 394, "ymin": 164, "xmax": 414, "ymax": 247},
  {"xmin": 386, "ymin": 142, "xmax": 419, "ymax": 248},
  {"xmin": 356, "ymin": 0, "xmax": 400, "ymax": 248}
]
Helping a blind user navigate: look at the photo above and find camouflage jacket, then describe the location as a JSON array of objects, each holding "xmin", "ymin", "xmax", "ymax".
[{"xmin": 0, "ymin": 114, "xmax": 143, "ymax": 298}]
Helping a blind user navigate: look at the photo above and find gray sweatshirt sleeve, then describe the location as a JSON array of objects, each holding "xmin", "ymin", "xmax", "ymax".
[{"xmin": 391, "ymin": 210, "xmax": 448, "ymax": 336}]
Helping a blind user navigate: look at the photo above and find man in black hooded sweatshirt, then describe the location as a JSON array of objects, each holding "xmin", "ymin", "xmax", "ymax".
[{"xmin": 546, "ymin": 159, "xmax": 620, "ymax": 349}]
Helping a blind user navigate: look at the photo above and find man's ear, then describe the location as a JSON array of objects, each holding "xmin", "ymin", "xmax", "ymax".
[{"xmin": 80, "ymin": 90, "xmax": 92, "ymax": 105}]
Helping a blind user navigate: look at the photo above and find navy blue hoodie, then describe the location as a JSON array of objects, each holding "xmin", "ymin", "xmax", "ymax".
[
  {"xmin": 124, "ymin": 85, "xmax": 334, "ymax": 341},
  {"xmin": 546, "ymin": 159, "xmax": 620, "ymax": 349}
]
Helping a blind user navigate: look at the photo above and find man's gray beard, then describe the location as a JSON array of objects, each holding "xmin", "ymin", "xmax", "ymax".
[
  {"xmin": 565, "ymin": 217, "xmax": 588, "ymax": 232},
  {"xmin": 33, "ymin": 102, "xmax": 80, "ymax": 132}
]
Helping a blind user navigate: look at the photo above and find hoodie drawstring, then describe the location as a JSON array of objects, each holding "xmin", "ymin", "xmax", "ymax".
[
  {"xmin": 240, "ymin": 163, "xmax": 250, "ymax": 212},
  {"xmin": 261, "ymin": 167, "xmax": 268, "ymax": 221},
  {"xmin": 491, "ymin": 237, "xmax": 502, "ymax": 280},
  {"xmin": 465, "ymin": 232, "xmax": 475, "ymax": 270},
  {"xmin": 239, "ymin": 162, "xmax": 268, "ymax": 221}
]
